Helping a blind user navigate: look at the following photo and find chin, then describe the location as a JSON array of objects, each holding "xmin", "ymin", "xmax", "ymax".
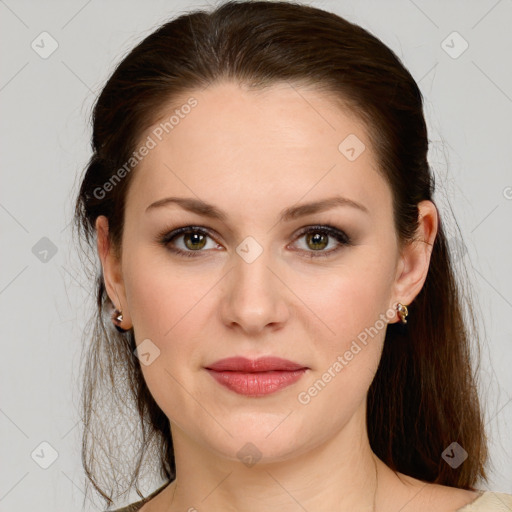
[{"xmin": 201, "ymin": 421, "xmax": 312, "ymax": 466}]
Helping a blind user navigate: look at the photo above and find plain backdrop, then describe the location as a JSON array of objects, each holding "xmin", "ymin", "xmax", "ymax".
[{"xmin": 1, "ymin": 0, "xmax": 511, "ymax": 510}]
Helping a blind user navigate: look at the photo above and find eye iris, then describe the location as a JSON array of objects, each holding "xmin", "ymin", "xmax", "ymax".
[
  {"xmin": 184, "ymin": 231, "xmax": 207, "ymax": 250},
  {"xmin": 306, "ymin": 231, "xmax": 328, "ymax": 251}
]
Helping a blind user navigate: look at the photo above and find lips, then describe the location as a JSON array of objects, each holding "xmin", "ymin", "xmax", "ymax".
[
  {"xmin": 205, "ymin": 356, "xmax": 306, "ymax": 372},
  {"xmin": 204, "ymin": 356, "xmax": 308, "ymax": 396}
]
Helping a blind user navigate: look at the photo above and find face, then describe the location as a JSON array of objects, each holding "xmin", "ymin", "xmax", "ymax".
[{"xmin": 97, "ymin": 81, "xmax": 435, "ymax": 464}]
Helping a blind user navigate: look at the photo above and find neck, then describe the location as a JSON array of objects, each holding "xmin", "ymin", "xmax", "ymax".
[{"xmin": 164, "ymin": 406, "xmax": 380, "ymax": 512}]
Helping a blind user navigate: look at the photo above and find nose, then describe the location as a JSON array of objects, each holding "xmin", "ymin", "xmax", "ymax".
[{"xmin": 219, "ymin": 244, "xmax": 290, "ymax": 335}]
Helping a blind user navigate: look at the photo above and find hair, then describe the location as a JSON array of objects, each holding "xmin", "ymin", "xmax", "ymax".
[{"xmin": 72, "ymin": 0, "xmax": 488, "ymax": 508}]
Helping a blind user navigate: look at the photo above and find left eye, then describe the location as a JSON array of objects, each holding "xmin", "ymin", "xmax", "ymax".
[
  {"xmin": 158, "ymin": 225, "xmax": 351, "ymax": 259},
  {"xmin": 290, "ymin": 225, "xmax": 351, "ymax": 258}
]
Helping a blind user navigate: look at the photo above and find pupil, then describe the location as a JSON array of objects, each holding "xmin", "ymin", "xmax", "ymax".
[
  {"xmin": 307, "ymin": 232, "xmax": 327, "ymax": 250},
  {"xmin": 185, "ymin": 232, "xmax": 206, "ymax": 250}
]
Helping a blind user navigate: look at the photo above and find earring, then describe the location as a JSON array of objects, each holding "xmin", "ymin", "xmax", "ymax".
[
  {"xmin": 111, "ymin": 307, "xmax": 129, "ymax": 333},
  {"xmin": 397, "ymin": 303, "xmax": 409, "ymax": 324}
]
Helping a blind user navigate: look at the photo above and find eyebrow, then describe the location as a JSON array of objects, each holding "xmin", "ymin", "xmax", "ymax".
[{"xmin": 145, "ymin": 195, "xmax": 369, "ymax": 222}]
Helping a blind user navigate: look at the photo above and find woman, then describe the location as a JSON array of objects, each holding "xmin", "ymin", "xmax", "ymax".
[{"xmin": 73, "ymin": 1, "xmax": 512, "ymax": 510}]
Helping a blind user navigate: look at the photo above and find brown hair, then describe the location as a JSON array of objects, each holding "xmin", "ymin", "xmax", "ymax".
[{"xmin": 73, "ymin": 0, "xmax": 488, "ymax": 507}]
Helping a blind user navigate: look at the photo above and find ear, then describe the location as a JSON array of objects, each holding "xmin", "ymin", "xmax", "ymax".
[
  {"xmin": 390, "ymin": 200, "xmax": 438, "ymax": 323},
  {"xmin": 95, "ymin": 215, "xmax": 132, "ymax": 330}
]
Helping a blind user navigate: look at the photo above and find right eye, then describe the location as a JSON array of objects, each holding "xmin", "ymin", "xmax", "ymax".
[{"xmin": 158, "ymin": 226, "xmax": 222, "ymax": 258}]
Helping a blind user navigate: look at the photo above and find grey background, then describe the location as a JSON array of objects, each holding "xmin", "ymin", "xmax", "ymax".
[{"xmin": 1, "ymin": 0, "xmax": 511, "ymax": 510}]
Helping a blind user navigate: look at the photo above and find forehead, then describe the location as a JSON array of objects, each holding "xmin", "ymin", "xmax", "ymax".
[{"xmin": 125, "ymin": 81, "xmax": 390, "ymax": 221}]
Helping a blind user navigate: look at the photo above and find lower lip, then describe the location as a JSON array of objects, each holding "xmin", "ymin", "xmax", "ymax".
[{"xmin": 205, "ymin": 369, "xmax": 307, "ymax": 396}]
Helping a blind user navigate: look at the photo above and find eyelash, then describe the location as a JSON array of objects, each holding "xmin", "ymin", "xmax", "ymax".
[{"xmin": 157, "ymin": 224, "xmax": 352, "ymax": 259}]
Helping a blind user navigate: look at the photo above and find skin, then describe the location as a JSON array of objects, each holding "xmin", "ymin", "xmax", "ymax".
[{"xmin": 96, "ymin": 81, "xmax": 481, "ymax": 511}]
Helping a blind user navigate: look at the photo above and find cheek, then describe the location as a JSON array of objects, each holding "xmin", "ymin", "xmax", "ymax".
[
  {"xmin": 294, "ymin": 272, "xmax": 389, "ymax": 426},
  {"xmin": 122, "ymin": 247, "xmax": 213, "ymax": 378},
  {"xmin": 124, "ymin": 249, "xmax": 205, "ymax": 339},
  {"xmin": 290, "ymin": 252, "xmax": 395, "ymax": 413},
  {"xmin": 123, "ymin": 254, "xmax": 208, "ymax": 427},
  {"xmin": 293, "ymin": 257, "xmax": 394, "ymax": 355}
]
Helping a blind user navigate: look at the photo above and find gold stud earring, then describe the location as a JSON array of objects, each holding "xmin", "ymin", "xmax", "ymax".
[{"xmin": 397, "ymin": 303, "xmax": 409, "ymax": 324}]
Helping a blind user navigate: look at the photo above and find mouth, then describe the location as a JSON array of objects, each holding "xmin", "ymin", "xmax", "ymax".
[{"xmin": 204, "ymin": 356, "xmax": 308, "ymax": 397}]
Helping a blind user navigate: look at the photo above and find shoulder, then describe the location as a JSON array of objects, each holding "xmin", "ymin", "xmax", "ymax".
[
  {"xmin": 107, "ymin": 482, "xmax": 171, "ymax": 512},
  {"xmin": 455, "ymin": 491, "xmax": 512, "ymax": 511},
  {"xmin": 387, "ymin": 469, "xmax": 510, "ymax": 512}
]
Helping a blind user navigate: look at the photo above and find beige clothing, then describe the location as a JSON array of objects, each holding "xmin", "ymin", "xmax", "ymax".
[{"xmin": 456, "ymin": 491, "xmax": 512, "ymax": 511}]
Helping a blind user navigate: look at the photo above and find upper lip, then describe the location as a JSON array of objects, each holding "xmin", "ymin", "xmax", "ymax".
[{"xmin": 205, "ymin": 356, "xmax": 307, "ymax": 372}]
